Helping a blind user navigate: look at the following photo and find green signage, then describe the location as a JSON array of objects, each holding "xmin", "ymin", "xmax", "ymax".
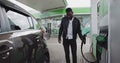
[
  {"xmin": 97, "ymin": 0, "xmax": 108, "ymax": 17},
  {"xmin": 33, "ymin": 7, "xmax": 91, "ymax": 19}
]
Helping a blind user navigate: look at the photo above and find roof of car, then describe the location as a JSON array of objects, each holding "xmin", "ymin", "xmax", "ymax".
[{"xmin": 0, "ymin": 0, "xmax": 31, "ymax": 16}]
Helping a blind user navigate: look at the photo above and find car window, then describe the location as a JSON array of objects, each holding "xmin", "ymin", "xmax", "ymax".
[
  {"xmin": 31, "ymin": 17, "xmax": 38, "ymax": 29},
  {"xmin": 6, "ymin": 10, "xmax": 31, "ymax": 30},
  {"xmin": 0, "ymin": 22, "xmax": 1, "ymax": 32},
  {"xmin": 0, "ymin": 5, "xmax": 11, "ymax": 32},
  {"xmin": 0, "ymin": 6, "xmax": 2, "ymax": 33},
  {"xmin": 0, "ymin": 12, "xmax": 1, "ymax": 32},
  {"xmin": 27, "ymin": 17, "xmax": 33, "ymax": 28}
]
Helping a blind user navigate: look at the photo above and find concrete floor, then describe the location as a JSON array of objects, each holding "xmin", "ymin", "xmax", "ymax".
[{"xmin": 46, "ymin": 37, "xmax": 92, "ymax": 63}]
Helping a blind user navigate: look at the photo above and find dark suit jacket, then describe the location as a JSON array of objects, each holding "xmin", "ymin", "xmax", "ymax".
[{"xmin": 58, "ymin": 16, "xmax": 83, "ymax": 40}]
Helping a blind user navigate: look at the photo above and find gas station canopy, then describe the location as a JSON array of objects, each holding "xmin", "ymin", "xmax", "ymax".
[{"xmin": 17, "ymin": 0, "xmax": 67, "ymax": 12}]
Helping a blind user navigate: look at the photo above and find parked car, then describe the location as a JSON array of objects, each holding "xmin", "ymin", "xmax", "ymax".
[{"xmin": 0, "ymin": 0, "xmax": 49, "ymax": 63}]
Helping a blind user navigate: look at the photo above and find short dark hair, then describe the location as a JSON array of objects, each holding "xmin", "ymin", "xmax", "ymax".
[{"xmin": 66, "ymin": 8, "xmax": 73, "ymax": 13}]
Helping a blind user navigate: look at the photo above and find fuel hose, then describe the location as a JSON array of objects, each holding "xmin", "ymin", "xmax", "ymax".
[{"xmin": 81, "ymin": 36, "xmax": 97, "ymax": 63}]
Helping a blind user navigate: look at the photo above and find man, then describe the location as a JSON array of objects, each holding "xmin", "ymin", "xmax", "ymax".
[{"xmin": 58, "ymin": 8, "xmax": 85, "ymax": 63}]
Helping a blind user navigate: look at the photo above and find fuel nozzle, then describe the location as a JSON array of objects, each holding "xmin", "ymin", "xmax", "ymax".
[
  {"xmin": 82, "ymin": 30, "xmax": 89, "ymax": 44},
  {"xmin": 96, "ymin": 34, "xmax": 106, "ymax": 42},
  {"xmin": 82, "ymin": 35, "xmax": 86, "ymax": 44}
]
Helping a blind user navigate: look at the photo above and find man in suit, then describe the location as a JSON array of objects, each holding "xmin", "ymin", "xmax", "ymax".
[{"xmin": 58, "ymin": 8, "xmax": 85, "ymax": 63}]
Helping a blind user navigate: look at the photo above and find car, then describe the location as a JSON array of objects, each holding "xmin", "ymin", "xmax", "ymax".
[{"xmin": 0, "ymin": 0, "xmax": 50, "ymax": 63}]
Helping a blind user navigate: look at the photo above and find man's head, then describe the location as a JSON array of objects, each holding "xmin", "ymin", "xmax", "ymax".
[{"xmin": 66, "ymin": 8, "xmax": 73, "ymax": 19}]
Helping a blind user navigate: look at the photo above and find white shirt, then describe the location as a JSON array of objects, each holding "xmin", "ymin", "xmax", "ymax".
[{"xmin": 66, "ymin": 17, "xmax": 74, "ymax": 39}]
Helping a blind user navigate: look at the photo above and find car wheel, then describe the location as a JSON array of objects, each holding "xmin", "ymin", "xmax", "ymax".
[{"xmin": 43, "ymin": 54, "xmax": 50, "ymax": 63}]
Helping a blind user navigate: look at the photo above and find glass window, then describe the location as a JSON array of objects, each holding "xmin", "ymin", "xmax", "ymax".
[
  {"xmin": 0, "ymin": 14, "xmax": 1, "ymax": 32},
  {"xmin": 28, "ymin": 17, "xmax": 33, "ymax": 27},
  {"xmin": 6, "ymin": 10, "xmax": 30, "ymax": 30},
  {"xmin": 32, "ymin": 17, "xmax": 38, "ymax": 29},
  {"xmin": 0, "ymin": 5, "xmax": 11, "ymax": 32},
  {"xmin": 0, "ymin": 22, "xmax": 1, "ymax": 32},
  {"xmin": 0, "ymin": 6, "xmax": 2, "ymax": 32}
]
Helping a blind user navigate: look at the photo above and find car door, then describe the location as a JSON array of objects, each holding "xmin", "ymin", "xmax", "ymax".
[
  {"xmin": 0, "ymin": 4, "xmax": 39, "ymax": 63},
  {"xmin": 6, "ymin": 10, "xmax": 41, "ymax": 63},
  {"xmin": 0, "ymin": 4, "xmax": 13, "ymax": 63},
  {"xmin": 0, "ymin": 1, "xmax": 49, "ymax": 63}
]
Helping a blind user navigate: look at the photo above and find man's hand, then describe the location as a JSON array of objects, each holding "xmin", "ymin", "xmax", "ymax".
[
  {"xmin": 82, "ymin": 35, "xmax": 86, "ymax": 44},
  {"xmin": 58, "ymin": 38, "xmax": 61, "ymax": 44}
]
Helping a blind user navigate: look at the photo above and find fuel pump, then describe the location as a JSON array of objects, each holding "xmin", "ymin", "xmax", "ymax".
[
  {"xmin": 81, "ymin": 26, "xmax": 108, "ymax": 63},
  {"xmin": 96, "ymin": 26, "xmax": 108, "ymax": 63}
]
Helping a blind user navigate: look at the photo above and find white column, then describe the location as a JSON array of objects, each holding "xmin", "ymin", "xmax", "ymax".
[{"xmin": 91, "ymin": 0, "xmax": 98, "ymax": 35}]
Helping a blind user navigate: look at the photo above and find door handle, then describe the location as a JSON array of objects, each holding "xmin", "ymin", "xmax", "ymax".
[
  {"xmin": 0, "ymin": 47, "xmax": 13, "ymax": 59},
  {"xmin": 0, "ymin": 47, "xmax": 13, "ymax": 54}
]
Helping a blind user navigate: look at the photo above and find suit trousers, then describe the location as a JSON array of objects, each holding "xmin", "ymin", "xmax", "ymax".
[{"xmin": 63, "ymin": 39, "xmax": 77, "ymax": 63}]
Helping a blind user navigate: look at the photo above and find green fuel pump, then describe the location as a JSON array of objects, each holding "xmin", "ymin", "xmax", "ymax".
[{"xmin": 81, "ymin": 26, "xmax": 108, "ymax": 63}]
